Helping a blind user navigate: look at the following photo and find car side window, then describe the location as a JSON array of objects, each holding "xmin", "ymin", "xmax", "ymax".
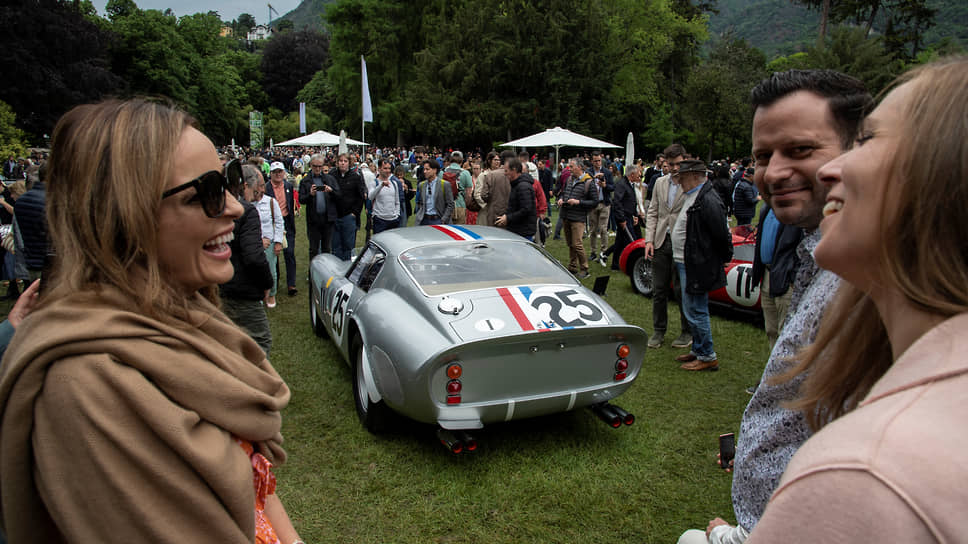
[{"xmin": 347, "ymin": 244, "xmax": 387, "ymax": 292}]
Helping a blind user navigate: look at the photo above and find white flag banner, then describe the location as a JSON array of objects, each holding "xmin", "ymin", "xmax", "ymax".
[
  {"xmin": 299, "ymin": 102, "xmax": 306, "ymax": 134},
  {"xmin": 361, "ymin": 56, "xmax": 373, "ymax": 123}
]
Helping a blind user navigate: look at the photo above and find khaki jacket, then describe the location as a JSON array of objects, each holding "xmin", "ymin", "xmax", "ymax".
[{"xmin": 644, "ymin": 173, "xmax": 687, "ymax": 249}]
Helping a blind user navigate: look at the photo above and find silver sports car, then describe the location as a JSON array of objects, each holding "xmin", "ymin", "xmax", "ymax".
[{"xmin": 309, "ymin": 225, "xmax": 647, "ymax": 445}]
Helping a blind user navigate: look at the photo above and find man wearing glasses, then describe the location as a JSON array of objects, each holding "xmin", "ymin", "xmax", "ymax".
[
  {"xmin": 264, "ymin": 161, "xmax": 298, "ymax": 296},
  {"xmin": 298, "ymin": 154, "xmax": 338, "ymax": 260}
]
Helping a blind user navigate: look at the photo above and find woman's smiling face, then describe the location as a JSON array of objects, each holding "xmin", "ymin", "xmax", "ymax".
[
  {"xmin": 814, "ymin": 81, "xmax": 912, "ymax": 290},
  {"xmin": 157, "ymin": 127, "xmax": 243, "ymax": 294}
]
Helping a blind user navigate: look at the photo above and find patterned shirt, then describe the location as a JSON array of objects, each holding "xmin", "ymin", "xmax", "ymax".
[{"xmin": 731, "ymin": 229, "xmax": 841, "ymax": 531}]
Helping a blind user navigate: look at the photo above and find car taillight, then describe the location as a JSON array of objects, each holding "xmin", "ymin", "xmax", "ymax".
[
  {"xmin": 614, "ymin": 344, "xmax": 631, "ymax": 381},
  {"xmin": 446, "ymin": 363, "xmax": 462, "ymax": 404}
]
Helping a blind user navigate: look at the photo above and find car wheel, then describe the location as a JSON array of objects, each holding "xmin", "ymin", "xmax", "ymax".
[
  {"xmin": 630, "ymin": 255, "xmax": 654, "ymax": 298},
  {"xmin": 351, "ymin": 337, "xmax": 391, "ymax": 433},
  {"xmin": 309, "ymin": 288, "xmax": 327, "ymax": 338}
]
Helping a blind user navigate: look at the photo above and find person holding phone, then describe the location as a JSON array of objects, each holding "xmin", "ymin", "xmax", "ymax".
[{"xmin": 748, "ymin": 56, "xmax": 968, "ymax": 542}]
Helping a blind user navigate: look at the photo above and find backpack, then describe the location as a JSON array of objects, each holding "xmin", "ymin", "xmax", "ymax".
[{"xmin": 442, "ymin": 170, "xmax": 460, "ymax": 198}]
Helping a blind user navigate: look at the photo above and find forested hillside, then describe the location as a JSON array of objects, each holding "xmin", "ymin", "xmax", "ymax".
[{"xmin": 708, "ymin": 0, "xmax": 966, "ymax": 58}]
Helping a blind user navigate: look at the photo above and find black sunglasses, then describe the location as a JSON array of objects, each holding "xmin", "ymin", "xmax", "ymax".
[{"xmin": 161, "ymin": 159, "xmax": 243, "ymax": 217}]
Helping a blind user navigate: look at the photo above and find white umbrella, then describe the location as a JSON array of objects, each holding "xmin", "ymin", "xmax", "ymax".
[
  {"xmin": 500, "ymin": 126, "xmax": 621, "ymax": 170},
  {"xmin": 275, "ymin": 130, "xmax": 367, "ymax": 147},
  {"xmin": 338, "ymin": 130, "xmax": 347, "ymax": 155}
]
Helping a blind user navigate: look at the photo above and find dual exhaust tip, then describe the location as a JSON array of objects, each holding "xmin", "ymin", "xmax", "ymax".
[
  {"xmin": 590, "ymin": 402, "xmax": 635, "ymax": 428},
  {"xmin": 436, "ymin": 428, "xmax": 478, "ymax": 454},
  {"xmin": 436, "ymin": 402, "xmax": 634, "ymax": 453}
]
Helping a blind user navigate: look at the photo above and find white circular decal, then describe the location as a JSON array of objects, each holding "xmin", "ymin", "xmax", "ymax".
[
  {"xmin": 475, "ymin": 318, "xmax": 506, "ymax": 332},
  {"xmin": 725, "ymin": 264, "xmax": 760, "ymax": 307}
]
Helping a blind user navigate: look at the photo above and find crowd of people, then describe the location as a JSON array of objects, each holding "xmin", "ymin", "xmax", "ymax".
[{"xmin": 0, "ymin": 56, "xmax": 965, "ymax": 543}]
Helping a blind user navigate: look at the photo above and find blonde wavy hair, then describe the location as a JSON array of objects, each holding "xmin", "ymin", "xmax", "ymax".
[
  {"xmin": 44, "ymin": 98, "xmax": 214, "ymax": 320},
  {"xmin": 786, "ymin": 56, "xmax": 968, "ymax": 431}
]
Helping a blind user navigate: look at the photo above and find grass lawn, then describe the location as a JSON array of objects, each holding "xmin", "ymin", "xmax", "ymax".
[
  {"xmin": 263, "ymin": 210, "xmax": 770, "ymax": 544},
  {"xmin": 1, "ymin": 205, "xmax": 770, "ymax": 544}
]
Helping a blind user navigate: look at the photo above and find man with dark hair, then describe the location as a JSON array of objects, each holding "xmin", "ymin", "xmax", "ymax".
[
  {"xmin": 586, "ymin": 151, "xmax": 614, "ymax": 265},
  {"xmin": 330, "ymin": 153, "xmax": 366, "ymax": 261},
  {"xmin": 415, "ymin": 160, "xmax": 454, "ymax": 225},
  {"xmin": 480, "ymin": 150, "xmax": 514, "ymax": 227},
  {"xmin": 298, "ymin": 153, "xmax": 338, "ymax": 260},
  {"xmin": 678, "ymin": 69, "xmax": 871, "ymax": 544},
  {"xmin": 496, "ymin": 158, "xmax": 536, "ymax": 240},
  {"xmin": 368, "ymin": 158, "xmax": 404, "ymax": 233},
  {"xmin": 644, "ymin": 143, "xmax": 692, "ymax": 350}
]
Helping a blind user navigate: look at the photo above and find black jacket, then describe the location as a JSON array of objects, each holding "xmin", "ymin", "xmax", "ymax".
[
  {"xmin": 732, "ymin": 178, "xmax": 758, "ymax": 220},
  {"xmin": 683, "ymin": 183, "xmax": 732, "ymax": 295},
  {"xmin": 12, "ymin": 182, "xmax": 47, "ymax": 271},
  {"xmin": 220, "ymin": 198, "xmax": 273, "ymax": 300},
  {"xmin": 298, "ymin": 172, "xmax": 339, "ymax": 225},
  {"xmin": 264, "ymin": 179, "xmax": 295, "ymax": 237},
  {"xmin": 751, "ymin": 205, "xmax": 803, "ymax": 297},
  {"xmin": 611, "ymin": 176, "xmax": 638, "ymax": 225},
  {"xmin": 505, "ymin": 173, "xmax": 537, "ymax": 238},
  {"xmin": 330, "ymin": 167, "xmax": 366, "ymax": 218},
  {"xmin": 558, "ymin": 173, "xmax": 597, "ymax": 222}
]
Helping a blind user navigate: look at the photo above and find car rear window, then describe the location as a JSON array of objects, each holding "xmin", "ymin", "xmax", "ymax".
[{"xmin": 399, "ymin": 241, "xmax": 576, "ymax": 296}]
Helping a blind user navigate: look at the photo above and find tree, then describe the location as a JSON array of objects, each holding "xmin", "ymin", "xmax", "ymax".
[
  {"xmin": 261, "ymin": 29, "xmax": 329, "ymax": 112},
  {"xmin": 807, "ymin": 26, "xmax": 900, "ymax": 94},
  {"xmin": 0, "ymin": 0, "xmax": 122, "ymax": 140},
  {"xmin": 237, "ymin": 12, "xmax": 256, "ymax": 35},
  {"xmin": 275, "ymin": 19, "xmax": 294, "ymax": 33},
  {"xmin": 0, "ymin": 100, "xmax": 28, "ymax": 158},
  {"xmin": 682, "ymin": 34, "xmax": 767, "ymax": 160}
]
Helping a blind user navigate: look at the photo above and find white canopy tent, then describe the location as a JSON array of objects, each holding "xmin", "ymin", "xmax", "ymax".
[
  {"xmin": 275, "ymin": 130, "xmax": 367, "ymax": 147},
  {"xmin": 500, "ymin": 126, "xmax": 621, "ymax": 170}
]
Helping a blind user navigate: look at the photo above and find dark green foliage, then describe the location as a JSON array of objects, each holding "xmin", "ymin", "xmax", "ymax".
[
  {"xmin": 0, "ymin": 0, "xmax": 123, "ymax": 140},
  {"xmin": 261, "ymin": 29, "xmax": 330, "ymax": 112}
]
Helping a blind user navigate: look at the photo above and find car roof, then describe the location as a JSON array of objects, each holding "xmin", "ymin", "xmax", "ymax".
[{"xmin": 370, "ymin": 225, "xmax": 528, "ymax": 254}]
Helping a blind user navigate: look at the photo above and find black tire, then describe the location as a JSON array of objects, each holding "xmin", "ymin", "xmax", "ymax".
[
  {"xmin": 309, "ymin": 287, "xmax": 328, "ymax": 338},
  {"xmin": 629, "ymin": 254, "xmax": 654, "ymax": 298},
  {"xmin": 351, "ymin": 337, "xmax": 391, "ymax": 433}
]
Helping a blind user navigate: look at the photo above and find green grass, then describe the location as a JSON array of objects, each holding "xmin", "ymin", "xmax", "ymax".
[
  {"xmin": 261, "ymin": 213, "xmax": 770, "ymax": 544},
  {"xmin": 1, "ymin": 209, "xmax": 771, "ymax": 544}
]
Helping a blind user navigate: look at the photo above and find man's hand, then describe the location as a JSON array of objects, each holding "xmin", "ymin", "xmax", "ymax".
[
  {"xmin": 644, "ymin": 241, "xmax": 654, "ymax": 259},
  {"xmin": 717, "ymin": 452, "xmax": 734, "ymax": 472},
  {"xmin": 262, "ymin": 237, "xmax": 270, "ymax": 249},
  {"xmin": 495, "ymin": 214, "xmax": 507, "ymax": 227},
  {"xmin": 274, "ymin": 242, "xmax": 283, "ymax": 255},
  {"xmin": 706, "ymin": 518, "xmax": 731, "ymax": 538},
  {"xmin": 566, "ymin": 198, "xmax": 580, "ymax": 206},
  {"xmin": 310, "ymin": 184, "xmax": 317, "ymax": 195},
  {"xmin": 633, "ymin": 216, "xmax": 639, "ymax": 226},
  {"xmin": 556, "ymin": 198, "xmax": 564, "ymax": 207}
]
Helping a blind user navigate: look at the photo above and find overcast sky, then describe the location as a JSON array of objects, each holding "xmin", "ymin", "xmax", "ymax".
[{"xmin": 92, "ymin": 0, "xmax": 302, "ymax": 25}]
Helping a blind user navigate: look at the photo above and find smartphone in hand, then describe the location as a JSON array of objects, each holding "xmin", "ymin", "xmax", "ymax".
[{"xmin": 719, "ymin": 433, "xmax": 735, "ymax": 469}]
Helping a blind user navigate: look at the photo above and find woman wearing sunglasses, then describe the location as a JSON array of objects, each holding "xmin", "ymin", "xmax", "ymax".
[
  {"xmin": 747, "ymin": 57, "xmax": 968, "ymax": 542},
  {"xmin": 0, "ymin": 99, "xmax": 304, "ymax": 544}
]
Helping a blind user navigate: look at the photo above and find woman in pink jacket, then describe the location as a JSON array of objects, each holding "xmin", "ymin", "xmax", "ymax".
[{"xmin": 749, "ymin": 56, "xmax": 968, "ymax": 543}]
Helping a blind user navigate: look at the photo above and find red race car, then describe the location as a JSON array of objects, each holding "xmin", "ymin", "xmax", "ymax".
[{"xmin": 618, "ymin": 225, "xmax": 761, "ymax": 314}]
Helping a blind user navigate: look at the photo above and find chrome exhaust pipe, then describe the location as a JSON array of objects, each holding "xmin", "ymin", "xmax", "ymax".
[
  {"xmin": 609, "ymin": 404, "xmax": 635, "ymax": 426},
  {"xmin": 590, "ymin": 403, "xmax": 622, "ymax": 428},
  {"xmin": 453, "ymin": 430, "xmax": 478, "ymax": 453},
  {"xmin": 436, "ymin": 428, "xmax": 463, "ymax": 453}
]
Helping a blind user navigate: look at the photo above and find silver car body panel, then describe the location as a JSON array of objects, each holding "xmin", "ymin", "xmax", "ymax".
[{"xmin": 309, "ymin": 225, "xmax": 647, "ymax": 430}]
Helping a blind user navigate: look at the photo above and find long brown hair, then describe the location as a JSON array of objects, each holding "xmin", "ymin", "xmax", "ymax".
[
  {"xmin": 785, "ymin": 57, "xmax": 968, "ymax": 430},
  {"xmin": 44, "ymin": 98, "xmax": 214, "ymax": 320}
]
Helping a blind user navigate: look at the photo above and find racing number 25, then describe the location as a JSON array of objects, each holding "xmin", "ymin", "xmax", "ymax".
[
  {"xmin": 530, "ymin": 289, "xmax": 603, "ymax": 327},
  {"xmin": 331, "ymin": 289, "xmax": 351, "ymax": 337}
]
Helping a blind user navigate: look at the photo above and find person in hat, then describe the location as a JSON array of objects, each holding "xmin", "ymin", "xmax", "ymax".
[
  {"xmin": 264, "ymin": 161, "xmax": 298, "ymax": 296},
  {"xmin": 670, "ymin": 159, "xmax": 732, "ymax": 371}
]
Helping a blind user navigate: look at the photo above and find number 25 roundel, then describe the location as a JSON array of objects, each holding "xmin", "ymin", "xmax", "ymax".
[{"xmin": 498, "ymin": 286, "xmax": 608, "ymax": 330}]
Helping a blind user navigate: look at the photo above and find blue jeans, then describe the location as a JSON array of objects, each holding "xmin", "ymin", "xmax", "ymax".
[
  {"xmin": 332, "ymin": 214, "xmax": 357, "ymax": 261},
  {"xmin": 676, "ymin": 262, "xmax": 716, "ymax": 361}
]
